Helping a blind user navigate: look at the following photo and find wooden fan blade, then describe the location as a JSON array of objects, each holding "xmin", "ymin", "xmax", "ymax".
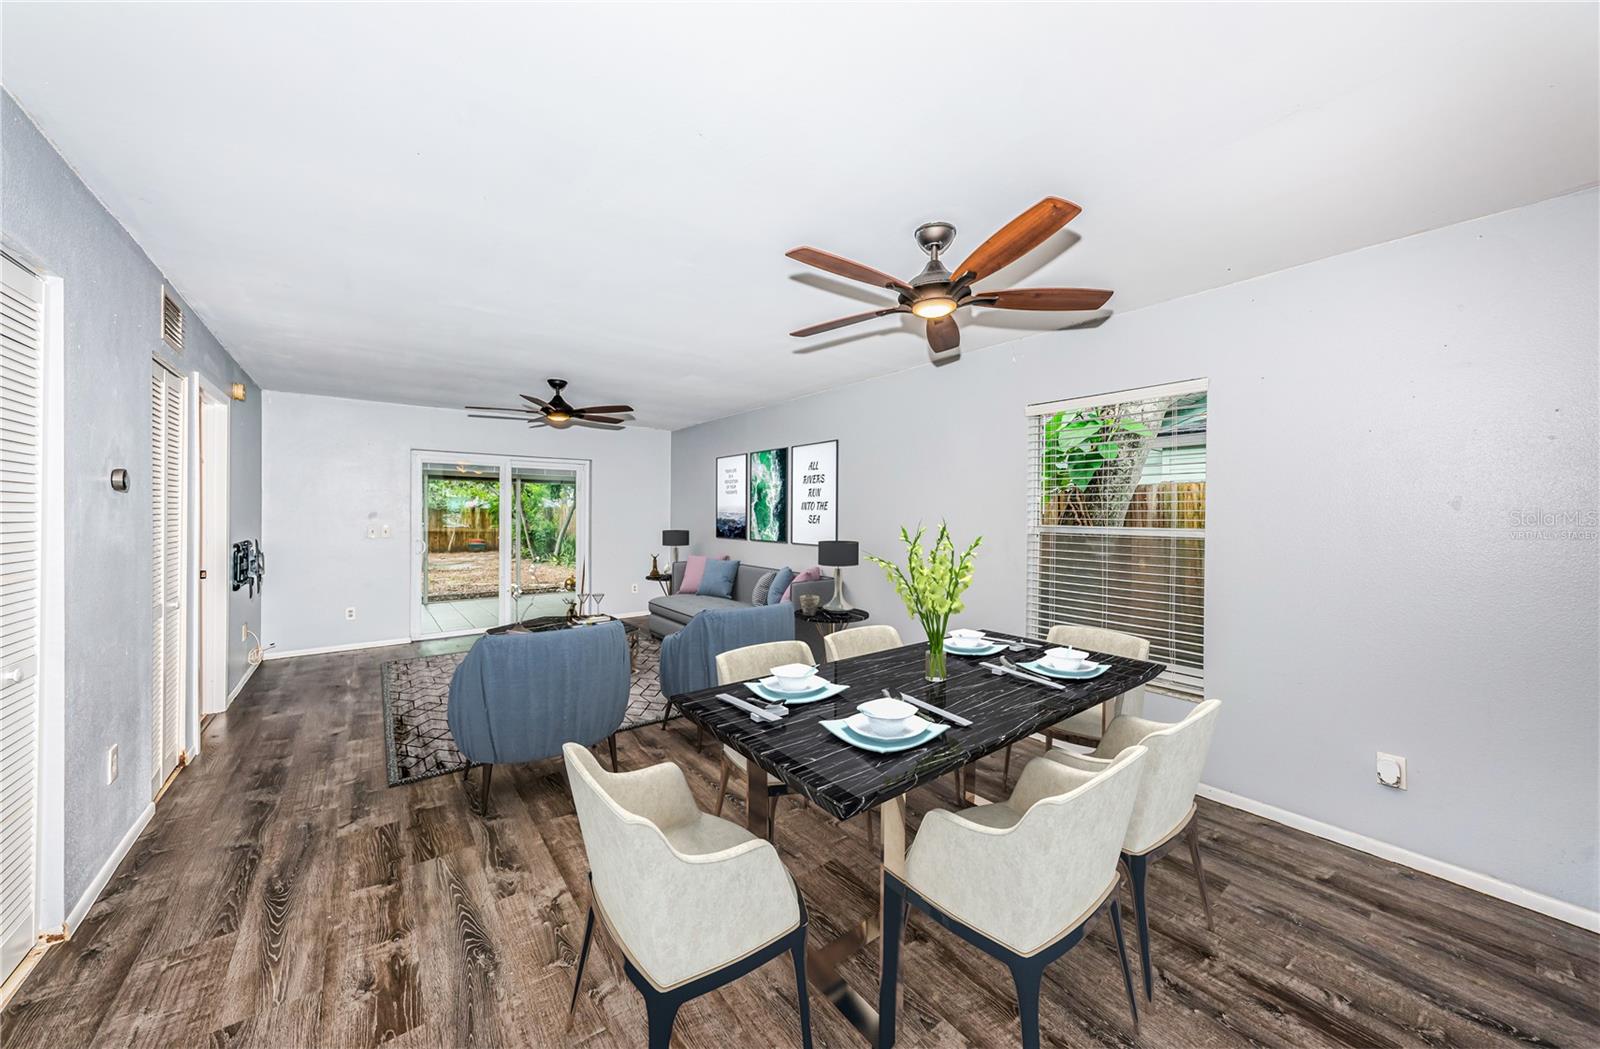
[
  {"xmin": 954, "ymin": 197, "xmax": 1082, "ymax": 282},
  {"xmin": 465, "ymin": 405, "xmax": 532, "ymax": 413},
  {"xmin": 577, "ymin": 414, "xmax": 624, "ymax": 424},
  {"xmin": 468, "ymin": 413, "xmax": 529, "ymax": 420},
  {"xmin": 527, "ymin": 419, "xmax": 549, "ymax": 428},
  {"xmin": 974, "ymin": 287, "xmax": 1113, "ymax": 311},
  {"xmin": 520, "ymin": 394, "xmax": 552, "ymax": 409},
  {"xmin": 573, "ymin": 404, "xmax": 632, "ymax": 415},
  {"xmin": 791, "ymin": 305, "xmax": 909, "ymax": 338},
  {"xmin": 786, "ymin": 247, "xmax": 912, "ymax": 293},
  {"xmin": 569, "ymin": 418, "xmax": 623, "ymax": 430},
  {"xmin": 926, "ymin": 315, "xmax": 960, "ymax": 353}
]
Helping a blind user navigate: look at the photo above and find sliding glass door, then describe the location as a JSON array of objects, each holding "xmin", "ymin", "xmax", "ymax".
[{"xmin": 411, "ymin": 452, "xmax": 589, "ymax": 639}]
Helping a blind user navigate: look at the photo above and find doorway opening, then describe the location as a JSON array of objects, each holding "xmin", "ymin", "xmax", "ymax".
[{"xmin": 411, "ymin": 453, "xmax": 589, "ymax": 639}]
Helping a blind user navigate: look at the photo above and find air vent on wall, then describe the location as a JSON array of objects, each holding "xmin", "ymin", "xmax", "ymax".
[{"xmin": 161, "ymin": 288, "xmax": 184, "ymax": 352}]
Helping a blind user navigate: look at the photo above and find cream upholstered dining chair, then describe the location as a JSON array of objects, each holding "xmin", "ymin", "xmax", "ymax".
[
  {"xmin": 1001, "ymin": 624, "xmax": 1152, "ymax": 787},
  {"xmin": 562, "ymin": 743, "xmax": 812, "ymax": 1048},
  {"xmin": 1045, "ymin": 699, "xmax": 1222, "ymax": 1001},
  {"xmin": 822, "ymin": 624, "xmax": 902, "ymax": 663},
  {"xmin": 712, "ymin": 639, "xmax": 813, "ymax": 841},
  {"xmin": 878, "ymin": 747, "xmax": 1149, "ymax": 1049}
]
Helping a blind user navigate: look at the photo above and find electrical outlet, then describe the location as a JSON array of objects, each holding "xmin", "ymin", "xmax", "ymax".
[
  {"xmin": 630, "ymin": 583, "xmax": 639, "ymax": 593},
  {"xmin": 1376, "ymin": 752, "xmax": 1407, "ymax": 790},
  {"xmin": 381, "ymin": 523, "xmax": 391, "ymax": 538},
  {"xmin": 106, "ymin": 744, "xmax": 118, "ymax": 785},
  {"xmin": 367, "ymin": 526, "xmax": 378, "ymax": 539},
  {"xmin": 345, "ymin": 606, "xmax": 356, "ymax": 620},
  {"xmin": 241, "ymin": 622, "xmax": 249, "ymax": 642}
]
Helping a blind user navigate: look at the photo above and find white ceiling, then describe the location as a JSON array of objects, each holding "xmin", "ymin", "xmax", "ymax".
[{"xmin": 4, "ymin": 2, "xmax": 1596, "ymax": 430}]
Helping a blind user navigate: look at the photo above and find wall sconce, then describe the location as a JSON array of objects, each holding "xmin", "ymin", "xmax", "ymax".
[
  {"xmin": 110, "ymin": 468, "xmax": 129, "ymax": 492},
  {"xmin": 230, "ymin": 383, "xmax": 247, "ymax": 401}
]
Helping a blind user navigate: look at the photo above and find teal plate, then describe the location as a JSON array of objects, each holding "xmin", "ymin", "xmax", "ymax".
[
  {"xmin": 747, "ymin": 679, "xmax": 850, "ymax": 705},
  {"xmin": 1018, "ymin": 659, "xmax": 1109, "ymax": 680},
  {"xmin": 820, "ymin": 717, "xmax": 950, "ymax": 753},
  {"xmin": 945, "ymin": 639, "xmax": 1005, "ymax": 657}
]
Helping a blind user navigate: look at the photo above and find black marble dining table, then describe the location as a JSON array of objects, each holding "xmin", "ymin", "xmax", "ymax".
[
  {"xmin": 673, "ymin": 632, "xmax": 1166, "ymax": 823},
  {"xmin": 673, "ymin": 631, "xmax": 1165, "ymax": 1045}
]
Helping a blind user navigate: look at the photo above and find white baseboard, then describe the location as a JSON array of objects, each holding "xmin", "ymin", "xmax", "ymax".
[
  {"xmin": 262, "ymin": 637, "xmax": 412, "ymax": 660},
  {"xmin": 225, "ymin": 659, "xmax": 258, "ymax": 704},
  {"xmin": 67, "ymin": 801, "xmax": 155, "ymax": 933},
  {"xmin": 1197, "ymin": 784, "xmax": 1600, "ymax": 934}
]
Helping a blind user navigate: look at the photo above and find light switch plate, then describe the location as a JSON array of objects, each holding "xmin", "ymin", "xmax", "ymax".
[
  {"xmin": 1376, "ymin": 752, "xmax": 1407, "ymax": 790},
  {"xmin": 345, "ymin": 606, "xmax": 356, "ymax": 620}
]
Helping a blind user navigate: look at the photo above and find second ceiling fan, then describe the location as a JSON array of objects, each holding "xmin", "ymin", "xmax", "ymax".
[
  {"xmin": 466, "ymin": 378, "xmax": 633, "ymax": 429},
  {"xmin": 787, "ymin": 196, "xmax": 1112, "ymax": 354}
]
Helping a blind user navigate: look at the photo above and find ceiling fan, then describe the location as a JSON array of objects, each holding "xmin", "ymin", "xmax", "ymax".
[
  {"xmin": 786, "ymin": 196, "xmax": 1112, "ymax": 355},
  {"xmin": 465, "ymin": 378, "xmax": 633, "ymax": 429}
]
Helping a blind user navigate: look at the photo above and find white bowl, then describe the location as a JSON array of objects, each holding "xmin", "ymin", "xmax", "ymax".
[
  {"xmin": 1042, "ymin": 647, "xmax": 1090, "ymax": 671},
  {"xmin": 769, "ymin": 663, "xmax": 820, "ymax": 692},
  {"xmin": 856, "ymin": 696, "xmax": 918, "ymax": 737},
  {"xmin": 949, "ymin": 628, "xmax": 984, "ymax": 640}
]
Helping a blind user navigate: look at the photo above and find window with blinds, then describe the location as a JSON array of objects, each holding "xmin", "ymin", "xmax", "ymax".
[{"xmin": 1025, "ymin": 379, "xmax": 1207, "ymax": 697}]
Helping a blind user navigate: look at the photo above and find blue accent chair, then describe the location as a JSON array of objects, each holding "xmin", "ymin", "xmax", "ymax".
[
  {"xmin": 447, "ymin": 620, "xmax": 630, "ymax": 814},
  {"xmin": 658, "ymin": 603, "xmax": 797, "ymax": 726}
]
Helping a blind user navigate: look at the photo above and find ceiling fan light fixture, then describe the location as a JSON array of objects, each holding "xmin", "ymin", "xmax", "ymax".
[
  {"xmin": 911, "ymin": 296, "xmax": 957, "ymax": 319},
  {"xmin": 545, "ymin": 410, "xmax": 572, "ymax": 424}
]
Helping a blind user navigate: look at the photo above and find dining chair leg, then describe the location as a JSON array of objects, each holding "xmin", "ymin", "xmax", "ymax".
[
  {"xmin": 1124, "ymin": 853, "xmax": 1153, "ymax": 1000},
  {"xmin": 658, "ymin": 697, "xmax": 674, "ymax": 728},
  {"xmin": 790, "ymin": 932, "xmax": 814, "ymax": 1049},
  {"xmin": 714, "ymin": 757, "xmax": 730, "ymax": 818},
  {"xmin": 606, "ymin": 733, "xmax": 619, "ymax": 772},
  {"xmin": 1108, "ymin": 899, "xmax": 1140, "ymax": 1036},
  {"xmin": 1187, "ymin": 817, "xmax": 1216, "ymax": 931},
  {"xmin": 566, "ymin": 904, "xmax": 596, "ymax": 1031},
  {"xmin": 877, "ymin": 878, "xmax": 907, "ymax": 1049},
  {"xmin": 1002, "ymin": 744, "xmax": 1013, "ymax": 789},
  {"xmin": 1008, "ymin": 958, "xmax": 1044, "ymax": 1049},
  {"xmin": 644, "ymin": 993, "xmax": 680, "ymax": 1049}
]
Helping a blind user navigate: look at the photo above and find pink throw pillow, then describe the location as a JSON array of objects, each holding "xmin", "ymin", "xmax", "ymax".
[
  {"xmin": 782, "ymin": 565, "xmax": 823, "ymax": 602},
  {"xmin": 680, "ymin": 554, "xmax": 709, "ymax": 594}
]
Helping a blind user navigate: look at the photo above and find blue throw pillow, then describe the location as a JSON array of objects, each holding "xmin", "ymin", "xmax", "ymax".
[
  {"xmin": 697, "ymin": 558, "xmax": 741, "ymax": 599},
  {"xmin": 767, "ymin": 566, "xmax": 796, "ymax": 605}
]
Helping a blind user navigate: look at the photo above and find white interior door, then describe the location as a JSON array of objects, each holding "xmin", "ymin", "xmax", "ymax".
[
  {"xmin": 198, "ymin": 386, "xmax": 229, "ymax": 715},
  {"xmin": 0, "ymin": 254, "xmax": 44, "ymax": 979},
  {"xmin": 150, "ymin": 361, "xmax": 184, "ymax": 797}
]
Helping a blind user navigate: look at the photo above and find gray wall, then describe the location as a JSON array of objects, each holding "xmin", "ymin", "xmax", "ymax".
[
  {"xmin": 2, "ymin": 91, "xmax": 263, "ymax": 908},
  {"xmin": 672, "ymin": 190, "xmax": 1600, "ymax": 910},
  {"xmin": 260, "ymin": 392, "xmax": 671, "ymax": 654}
]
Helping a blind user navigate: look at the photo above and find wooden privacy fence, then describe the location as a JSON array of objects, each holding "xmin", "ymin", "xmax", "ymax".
[
  {"xmin": 1043, "ymin": 480, "xmax": 1206, "ymax": 528},
  {"xmin": 427, "ymin": 506, "xmax": 498, "ymax": 552}
]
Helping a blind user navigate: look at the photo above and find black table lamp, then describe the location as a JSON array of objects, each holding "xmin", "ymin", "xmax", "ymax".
[
  {"xmin": 662, "ymin": 530, "xmax": 689, "ymax": 565},
  {"xmin": 818, "ymin": 540, "xmax": 858, "ymax": 611}
]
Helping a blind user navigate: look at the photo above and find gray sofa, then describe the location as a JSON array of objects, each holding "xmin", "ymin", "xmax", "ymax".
[{"xmin": 648, "ymin": 560, "xmax": 834, "ymax": 659}]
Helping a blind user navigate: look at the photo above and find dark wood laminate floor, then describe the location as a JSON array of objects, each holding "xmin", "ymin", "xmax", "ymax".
[{"xmin": 5, "ymin": 642, "xmax": 1598, "ymax": 1048}]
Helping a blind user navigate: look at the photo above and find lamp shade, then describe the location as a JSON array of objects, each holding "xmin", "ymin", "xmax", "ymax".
[
  {"xmin": 662, "ymin": 529, "xmax": 689, "ymax": 547},
  {"xmin": 817, "ymin": 540, "xmax": 859, "ymax": 567}
]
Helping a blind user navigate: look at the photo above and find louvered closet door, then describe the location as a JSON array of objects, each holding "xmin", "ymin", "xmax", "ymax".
[
  {"xmin": 150, "ymin": 362, "xmax": 183, "ymax": 797},
  {"xmin": 0, "ymin": 254, "xmax": 44, "ymax": 980}
]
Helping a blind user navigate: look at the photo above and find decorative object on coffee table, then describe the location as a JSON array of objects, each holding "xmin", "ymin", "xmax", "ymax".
[
  {"xmin": 819, "ymin": 539, "xmax": 858, "ymax": 611},
  {"xmin": 868, "ymin": 522, "xmax": 982, "ymax": 682},
  {"xmin": 662, "ymin": 529, "xmax": 688, "ymax": 565}
]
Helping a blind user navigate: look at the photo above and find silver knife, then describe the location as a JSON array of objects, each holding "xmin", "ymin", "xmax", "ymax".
[
  {"xmin": 980, "ymin": 660, "xmax": 1066, "ymax": 691},
  {"xmin": 715, "ymin": 692, "xmax": 785, "ymax": 721},
  {"xmin": 896, "ymin": 692, "xmax": 973, "ymax": 727}
]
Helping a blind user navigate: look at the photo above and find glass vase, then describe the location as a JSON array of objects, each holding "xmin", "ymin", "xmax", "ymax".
[{"xmin": 924, "ymin": 637, "xmax": 947, "ymax": 683}]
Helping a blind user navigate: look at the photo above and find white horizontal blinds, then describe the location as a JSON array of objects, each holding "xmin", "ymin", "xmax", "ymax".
[
  {"xmin": 1026, "ymin": 384, "xmax": 1207, "ymax": 697},
  {"xmin": 0, "ymin": 253, "xmax": 43, "ymax": 979},
  {"xmin": 150, "ymin": 362, "xmax": 183, "ymax": 797}
]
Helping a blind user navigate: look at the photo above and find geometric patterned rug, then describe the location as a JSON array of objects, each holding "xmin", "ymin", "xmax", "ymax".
[{"xmin": 380, "ymin": 626, "xmax": 668, "ymax": 786}]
